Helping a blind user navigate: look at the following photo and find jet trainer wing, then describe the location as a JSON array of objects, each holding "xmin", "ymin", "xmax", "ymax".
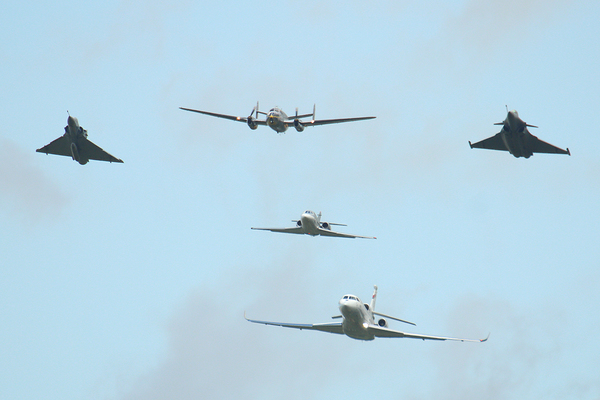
[
  {"xmin": 251, "ymin": 227, "xmax": 305, "ymax": 234},
  {"xmin": 301, "ymin": 116, "xmax": 375, "ymax": 127},
  {"xmin": 527, "ymin": 134, "xmax": 570, "ymax": 155},
  {"xmin": 36, "ymin": 135, "xmax": 71, "ymax": 157},
  {"xmin": 469, "ymin": 133, "xmax": 507, "ymax": 152},
  {"xmin": 368, "ymin": 324, "xmax": 488, "ymax": 342},
  {"xmin": 245, "ymin": 313, "xmax": 344, "ymax": 335},
  {"xmin": 79, "ymin": 137, "xmax": 124, "ymax": 163},
  {"xmin": 179, "ymin": 107, "xmax": 267, "ymax": 125},
  {"xmin": 317, "ymin": 228, "xmax": 376, "ymax": 239}
]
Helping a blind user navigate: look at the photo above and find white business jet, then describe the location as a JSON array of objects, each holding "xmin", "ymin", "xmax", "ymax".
[
  {"xmin": 246, "ymin": 285, "xmax": 489, "ymax": 342},
  {"xmin": 251, "ymin": 210, "xmax": 376, "ymax": 239}
]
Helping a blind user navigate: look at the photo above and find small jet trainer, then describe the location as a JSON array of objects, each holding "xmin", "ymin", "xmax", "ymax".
[
  {"xmin": 469, "ymin": 109, "xmax": 570, "ymax": 158},
  {"xmin": 179, "ymin": 102, "xmax": 375, "ymax": 133},
  {"xmin": 37, "ymin": 114, "xmax": 123, "ymax": 165},
  {"xmin": 246, "ymin": 285, "xmax": 489, "ymax": 342},
  {"xmin": 251, "ymin": 210, "xmax": 376, "ymax": 239}
]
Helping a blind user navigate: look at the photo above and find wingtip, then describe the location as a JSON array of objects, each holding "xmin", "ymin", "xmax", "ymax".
[
  {"xmin": 567, "ymin": 148, "xmax": 571, "ymax": 156},
  {"xmin": 480, "ymin": 333, "xmax": 490, "ymax": 342},
  {"xmin": 468, "ymin": 141, "xmax": 473, "ymax": 149}
]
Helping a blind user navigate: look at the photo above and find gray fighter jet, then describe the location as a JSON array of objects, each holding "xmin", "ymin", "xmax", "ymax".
[
  {"xmin": 37, "ymin": 114, "xmax": 123, "ymax": 165},
  {"xmin": 469, "ymin": 109, "xmax": 570, "ymax": 158},
  {"xmin": 180, "ymin": 102, "xmax": 375, "ymax": 133}
]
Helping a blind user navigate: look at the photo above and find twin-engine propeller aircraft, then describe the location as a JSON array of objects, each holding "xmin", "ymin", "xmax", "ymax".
[
  {"xmin": 246, "ymin": 285, "xmax": 489, "ymax": 342},
  {"xmin": 469, "ymin": 108, "xmax": 570, "ymax": 158},
  {"xmin": 179, "ymin": 102, "xmax": 375, "ymax": 133},
  {"xmin": 36, "ymin": 114, "xmax": 123, "ymax": 165},
  {"xmin": 251, "ymin": 210, "xmax": 376, "ymax": 239}
]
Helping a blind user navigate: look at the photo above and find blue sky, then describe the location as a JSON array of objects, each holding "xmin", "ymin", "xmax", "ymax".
[{"xmin": 1, "ymin": 0, "xmax": 599, "ymax": 399}]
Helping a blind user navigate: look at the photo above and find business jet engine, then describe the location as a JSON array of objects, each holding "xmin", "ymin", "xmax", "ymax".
[
  {"xmin": 296, "ymin": 220, "xmax": 302, "ymax": 227},
  {"xmin": 293, "ymin": 119, "xmax": 304, "ymax": 132},
  {"xmin": 377, "ymin": 318, "xmax": 388, "ymax": 328},
  {"xmin": 321, "ymin": 222, "xmax": 332, "ymax": 230}
]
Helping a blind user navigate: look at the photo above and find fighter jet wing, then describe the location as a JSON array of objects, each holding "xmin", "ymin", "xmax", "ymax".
[
  {"xmin": 527, "ymin": 134, "xmax": 570, "ymax": 155},
  {"xmin": 251, "ymin": 227, "xmax": 305, "ymax": 234},
  {"xmin": 317, "ymin": 228, "xmax": 376, "ymax": 239},
  {"xmin": 245, "ymin": 313, "xmax": 344, "ymax": 335},
  {"xmin": 79, "ymin": 137, "xmax": 124, "ymax": 163},
  {"xmin": 301, "ymin": 116, "xmax": 375, "ymax": 126},
  {"xmin": 36, "ymin": 135, "xmax": 71, "ymax": 157},
  {"xmin": 179, "ymin": 107, "xmax": 267, "ymax": 125},
  {"xmin": 368, "ymin": 325, "xmax": 489, "ymax": 342},
  {"xmin": 469, "ymin": 133, "xmax": 507, "ymax": 152}
]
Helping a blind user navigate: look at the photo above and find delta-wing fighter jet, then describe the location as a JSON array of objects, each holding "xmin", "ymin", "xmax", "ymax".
[
  {"xmin": 251, "ymin": 210, "xmax": 376, "ymax": 239},
  {"xmin": 179, "ymin": 102, "xmax": 375, "ymax": 133},
  {"xmin": 469, "ymin": 109, "xmax": 570, "ymax": 158},
  {"xmin": 246, "ymin": 285, "xmax": 489, "ymax": 342},
  {"xmin": 37, "ymin": 114, "xmax": 123, "ymax": 165}
]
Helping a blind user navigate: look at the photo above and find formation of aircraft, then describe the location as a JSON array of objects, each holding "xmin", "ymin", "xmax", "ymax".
[
  {"xmin": 246, "ymin": 285, "xmax": 489, "ymax": 342},
  {"xmin": 179, "ymin": 102, "xmax": 375, "ymax": 133},
  {"xmin": 469, "ymin": 109, "xmax": 570, "ymax": 158},
  {"xmin": 251, "ymin": 210, "xmax": 376, "ymax": 239},
  {"xmin": 36, "ymin": 114, "xmax": 123, "ymax": 165}
]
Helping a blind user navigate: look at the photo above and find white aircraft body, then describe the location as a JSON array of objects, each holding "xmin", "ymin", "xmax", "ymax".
[
  {"xmin": 36, "ymin": 114, "xmax": 123, "ymax": 165},
  {"xmin": 179, "ymin": 102, "xmax": 375, "ymax": 133},
  {"xmin": 246, "ymin": 286, "xmax": 489, "ymax": 342},
  {"xmin": 469, "ymin": 109, "xmax": 570, "ymax": 158},
  {"xmin": 251, "ymin": 210, "xmax": 376, "ymax": 239},
  {"xmin": 244, "ymin": 286, "xmax": 489, "ymax": 342}
]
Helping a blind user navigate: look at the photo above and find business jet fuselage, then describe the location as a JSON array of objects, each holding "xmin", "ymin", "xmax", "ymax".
[{"xmin": 246, "ymin": 286, "xmax": 488, "ymax": 342}]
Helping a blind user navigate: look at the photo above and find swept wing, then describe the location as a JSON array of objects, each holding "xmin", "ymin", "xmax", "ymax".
[
  {"xmin": 36, "ymin": 135, "xmax": 71, "ymax": 157},
  {"xmin": 527, "ymin": 134, "xmax": 570, "ymax": 155},
  {"xmin": 245, "ymin": 313, "xmax": 344, "ymax": 335},
  {"xmin": 251, "ymin": 227, "xmax": 304, "ymax": 234},
  {"xmin": 469, "ymin": 133, "xmax": 506, "ymax": 152},
  {"xmin": 79, "ymin": 137, "xmax": 124, "ymax": 163},
  {"xmin": 317, "ymin": 228, "xmax": 376, "ymax": 239},
  {"xmin": 368, "ymin": 325, "xmax": 489, "ymax": 342}
]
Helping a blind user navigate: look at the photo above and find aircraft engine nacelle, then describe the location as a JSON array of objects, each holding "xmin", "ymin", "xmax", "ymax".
[
  {"xmin": 321, "ymin": 222, "xmax": 332, "ymax": 230},
  {"xmin": 247, "ymin": 117, "xmax": 258, "ymax": 130},
  {"xmin": 294, "ymin": 119, "xmax": 304, "ymax": 132},
  {"xmin": 296, "ymin": 220, "xmax": 302, "ymax": 227},
  {"xmin": 377, "ymin": 318, "xmax": 388, "ymax": 328}
]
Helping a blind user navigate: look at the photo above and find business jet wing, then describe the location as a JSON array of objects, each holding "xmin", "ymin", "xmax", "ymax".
[
  {"xmin": 179, "ymin": 107, "xmax": 267, "ymax": 125},
  {"xmin": 469, "ymin": 133, "xmax": 506, "ymax": 152},
  {"xmin": 245, "ymin": 313, "xmax": 344, "ymax": 334},
  {"xmin": 36, "ymin": 135, "xmax": 71, "ymax": 157},
  {"xmin": 368, "ymin": 325, "xmax": 488, "ymax": 342},
  {"xmin": 527, "ymin": 135, "xmax": 570, "ymax": 155},
  {"xmin": 251, "ymin": 227, "xmax": 305, "ymax": 234},
  {"xmin": 78, "ymin": 137, "xmax": 123, "ymax": 163},
  {"xmin": 317, "ymin": 228, "xmax": 376, "ymax": 239},
  {"xmin": 302, "ymin": 116, "xmax": 375, "ymax": 127}
]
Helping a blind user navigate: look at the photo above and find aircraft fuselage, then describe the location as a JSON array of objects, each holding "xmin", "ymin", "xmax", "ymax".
[
  {"xmin": 338, "ymin": 295, "xmax": 375, "ymax": 340},
  {"xmin": 66, "ymin": 116, "xmax": 89, "ymax": 164},
  {"xmin": 499, "ymin": 110, "xmax": 537, "ymax": 158},
  {"xmin": 266, "ymin": 107, "xmax": 290, "ymax": 133},
  {"xmin": 299, "ymin": 210, "xmax": 321, "ymax": 235}
]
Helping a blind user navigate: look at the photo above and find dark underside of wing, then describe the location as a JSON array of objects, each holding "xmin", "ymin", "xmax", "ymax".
[
  {"xmin": 36, "ymin": 135, "xmax": 71, "ymax": 157},
  {"xmin": 527, "ymin": 135, "xmax": 570, "ymax": 155},
  {"xmin": 79, "ymin": 138, "xmax": 123, "ymax": 163},
  {"xmin": 469, "ymin": 133, "xmax": 507, "ymax": 152}
]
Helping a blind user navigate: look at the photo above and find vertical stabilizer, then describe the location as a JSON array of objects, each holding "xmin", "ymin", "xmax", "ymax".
[{"xmin": 370, "ymin": 285, "xmax": 378, "ymax": 314}]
